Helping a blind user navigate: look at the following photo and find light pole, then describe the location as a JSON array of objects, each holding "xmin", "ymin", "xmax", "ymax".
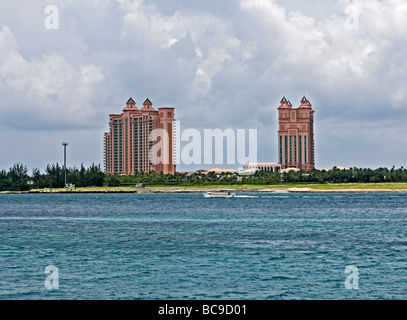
[{"xmin": 62, "ymin": 142, "xmax": 68, "ymax": 187}]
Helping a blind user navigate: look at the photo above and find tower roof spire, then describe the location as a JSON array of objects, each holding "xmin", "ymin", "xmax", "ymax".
[
  {"xmin": 142, "ymin": 98, "xmax": 154, "ymax": 110},
  {"xmin": 124, "ymin": 97, "xmax": 137, "ymax": 110},
  {"xmin": 279, "ymin": 96, "xmax": 291, "ymax": 108},
  {"xmin": 300, "ymin": 96, "xmax": 312, "ymax": 108}
]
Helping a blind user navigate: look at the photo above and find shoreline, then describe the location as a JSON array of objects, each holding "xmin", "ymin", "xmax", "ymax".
[{"xmin": 2, "ymin": 186, "xmax": 407, "ymax": 194}]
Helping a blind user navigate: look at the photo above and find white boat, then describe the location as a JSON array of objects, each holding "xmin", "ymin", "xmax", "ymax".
[{"xmin": 203, "ymin": 190, "xmax": 236, "ymax": 198}]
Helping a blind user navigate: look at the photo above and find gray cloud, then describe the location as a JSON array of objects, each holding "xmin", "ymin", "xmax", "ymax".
[{"xmin": 0, "ymin": 0, "xmax": 406, "ymax": 171}]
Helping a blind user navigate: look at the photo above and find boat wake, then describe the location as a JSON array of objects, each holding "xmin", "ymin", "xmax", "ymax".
[{"xmin": 235, "ymin": 195, "xmax": 258, "ymax": 198}]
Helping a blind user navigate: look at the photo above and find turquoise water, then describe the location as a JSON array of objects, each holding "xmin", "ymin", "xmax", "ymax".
[{"xmin": 0, "ymin": 193, "xmax": 406, "ymax": 300}]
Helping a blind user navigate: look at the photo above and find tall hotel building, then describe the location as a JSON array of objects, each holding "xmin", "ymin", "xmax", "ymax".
[
  {"xmin": 278, "ymin": 96, "xmax": 315, "ymax": 170},
  {"xmin": 104, "ymin": 98, "xmax": 176, "ymax": 175}
]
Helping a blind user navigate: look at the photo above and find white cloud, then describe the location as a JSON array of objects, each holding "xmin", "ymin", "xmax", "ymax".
[
  {"xmin": 118, "ymin": 1, "xmax": 241, "ymax": 101},
  {"xmin": 0, "ymin": 26, "xmax": 105, "ymax": 130},
  {"xmin": 0, "ymin": 26, "xmax": 17, "ymax": 61}
]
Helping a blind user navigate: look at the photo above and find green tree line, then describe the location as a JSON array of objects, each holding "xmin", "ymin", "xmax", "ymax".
[
  {"xmin": 0, "ymin": 162, "xmax": 104, "ymax": 191},
  {"xmin": 244, "ymin": 166, "xmax": 407, "ymax": 184},
  {"xmin": 1, "ymin": 163, "xmax": 407, "ymax": 191}
]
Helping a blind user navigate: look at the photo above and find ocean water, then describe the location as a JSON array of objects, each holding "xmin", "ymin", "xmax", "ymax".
[{"xmin": 0, "ymin": 192, "xmax": 406, "ymax": 300}]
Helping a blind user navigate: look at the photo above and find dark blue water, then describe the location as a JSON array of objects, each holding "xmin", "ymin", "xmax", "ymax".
[{"xmin": 0, "ymin": 193, "xmax": 406, "ymax": 300}]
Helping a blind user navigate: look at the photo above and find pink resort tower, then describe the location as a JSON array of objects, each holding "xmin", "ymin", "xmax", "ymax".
[
  {"xmin": 104, "ymin": 98, "xmax": 176, "ymax": 175},
  {"xmin": 278, "ymin": 96, "xmax": 315, "ymax": 170}
]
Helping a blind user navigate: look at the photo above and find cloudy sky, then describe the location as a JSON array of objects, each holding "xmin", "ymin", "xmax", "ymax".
[{"xmin": 0, "ymin": 0, "xmax": 406, "ymax": 172}]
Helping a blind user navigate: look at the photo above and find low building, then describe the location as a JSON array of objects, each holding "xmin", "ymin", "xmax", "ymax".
[
  {"xmin": 320, "ymin": 167, "xmax": 350, "ymax": 171},
  {"xmin": 197, "ymin": 168, "xmax": 238, "ymax": 174},
  {"xmin": 239, "ymin": 163, "xmax": 281, "ymax": 175},
  {"xmin": 207, "ymin": 168, "xmax": 237, "ymax": 173},
  {"xmin": 280, "ymin": 168, "xmax": 301, "ymax": 173}
]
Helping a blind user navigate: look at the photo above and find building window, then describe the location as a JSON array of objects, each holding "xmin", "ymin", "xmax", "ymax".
[
  {"xmin": 125, "ymin": 119, "xmax": 128, "ymax": 175},
  {"xmin": 299, "ymin": 136, "xmax": 302, "ymax": 168},
  {"xmin": 280, "ymin": 136, "xmax": 283, "ymax": 164},
  {"xmin": 289, "ymin": 136, "xmax": 292, "ymax": 165},
  {"xmin": 294, "ymin": 135, "xmax": 297, "ymax": 165},
  {"xmin": 304, "ymin": 136, "xmax": 307, "ymax": 165}
]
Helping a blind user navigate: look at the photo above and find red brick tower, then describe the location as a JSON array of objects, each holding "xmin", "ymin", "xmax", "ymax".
[
  {"xmin": 278, "ymin": 96, "xmax": 315, "ymax": 170},
  {"xmin": 104, "ymin": 98, "xmax": 176, "ymax": 175}
]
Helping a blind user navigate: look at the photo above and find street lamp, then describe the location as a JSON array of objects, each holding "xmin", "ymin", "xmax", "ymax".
[{"xmin": 62, "ymin": 142, "xmax": 68, "ymax": 187}]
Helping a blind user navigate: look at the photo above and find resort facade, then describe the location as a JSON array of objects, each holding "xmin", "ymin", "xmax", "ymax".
[
  {"xmin": 104, "ymin": 98, "xmax": 176, "ymax": 175},
  {"xmin": 278, "ymin": 96, "xmax": 315, "ymax": 170},
  {"xmin": 239, "ymin": 163, "xmax": 281, "ymax": 175}
]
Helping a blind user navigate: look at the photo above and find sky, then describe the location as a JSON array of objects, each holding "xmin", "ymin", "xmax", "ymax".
[{"xmin": 0, "ymin": 0, "xmax": 406, "ymax": 173}]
